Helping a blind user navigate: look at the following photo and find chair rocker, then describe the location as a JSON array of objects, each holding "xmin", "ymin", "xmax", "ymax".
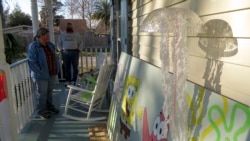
[{"xmin": 63, "ymin": 64, "xmax": 113, "ymax": 121}]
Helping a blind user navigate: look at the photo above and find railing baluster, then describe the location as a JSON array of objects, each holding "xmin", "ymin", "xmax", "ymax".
[
  {"xmin": 26, "ymin": 77, "xmax": 33, "ymax": 116},
  {"xmin": 14, "ymin": 85, "xmax": 21, "ymax": 132},
  {"xmin": 85, "ymin": 48, "xmax": 89, "ymax": 71},
  {"xmin": 23, "ymin": 79, "xmax": 30, "ymax": 123},
  {"xmin": 90, "ymin": 48, "xmax": 94, "ymax": 69},
  {"xmin": 20, "ymin": 82, "xmax": 26, "ymax": 130}
]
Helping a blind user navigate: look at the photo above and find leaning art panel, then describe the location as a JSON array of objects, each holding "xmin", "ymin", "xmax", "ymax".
[{"xmin": 107, "ymin": 52, "xmax": 250, "ymax": 141}]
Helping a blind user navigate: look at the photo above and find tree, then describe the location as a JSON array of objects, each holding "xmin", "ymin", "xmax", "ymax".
[
  {"xmin": 64, "ymin": 0, "xmax": 79, "ymax": 19},
  {"xmin": 4, "ymin": 33, "xmax": 26, "ymax": 64},
  {"xmin": 63, "ymin": 0, "xmax": 97, "ymax": 29},
  {"xmin": 39, "ymin": 6, "xmax": 47, "ymax": 26},
  {"xmin": 0, "ymin": 2, "xmax": 26, "ymax": 64},
  {"xmin": 92, "ymin": 0, "xmax": 110, "ymax": 33},
  {"xmin": 85, "ymin": 0, "xmax": 98, "ymax": 29},
  {"xmin": 0, "ymin": 0, "xmax": 4, "ymax": 27},
  {"xmin": 0, "ymin": 0, "xmax": 11, "ymax": 27},
  {"xmin": 7, "ymin": 5, "xmax": 32, "ymax": 27},
  {"xmin": 0, "ymin": 0, "xmax": 6, "ymax": 27},
  {"xmin": 53, "ymin": 0, "xmax": 64, "ymax": 26},
  {"xmin": 54, "ymin": 15, "xmax": 64, "ymax": 26},
  {"xmin": 39, "ymin": 0, "xmax": 64, "ymax": 27}
]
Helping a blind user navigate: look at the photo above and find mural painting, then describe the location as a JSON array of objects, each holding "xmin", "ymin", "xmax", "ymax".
[
  {"xmin": 107, "ymin": 53, "xmax": 250, "ymax": 141},
  {"xmin": 120, "ymin": 76, "xmax": 140, "ymax": 139},
  {"xmin": 186, "ymin": 85, "xmax": 250, "ymax": 141},
  {"xmin": 142, "ymin": 107, "xmax": 169, "ymax": 141}
]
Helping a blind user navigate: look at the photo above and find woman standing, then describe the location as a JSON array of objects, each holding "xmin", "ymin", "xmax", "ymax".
[{"xmin": 28, "ymin": 27, "xmax": 60, "ymax": 119}]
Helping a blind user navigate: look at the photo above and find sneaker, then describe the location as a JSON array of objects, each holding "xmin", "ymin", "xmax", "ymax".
[
  {"xmin": 70, "ymin": 81, "xmax": 76, "ymax": 85},
  {"xmin": 64, "ymin": 82, "xmax": 68, "ymax": 87},
  {"xmin": 64, "ymin": 82, "xmax": 71, "ymax": 87},
  {"xmin": 48, "ymin": 108, "xmax": 59, "ymax": 114},
  {"xmin": 38, "ymin": 111, "xmax": 51, "ymax": 119}
]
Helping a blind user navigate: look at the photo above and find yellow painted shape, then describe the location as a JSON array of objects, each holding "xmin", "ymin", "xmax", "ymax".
[
  {"xmin": 136, "ymin": 106, "xmax": 144, "ymax": 119},
  {"xmin": 187, "ymin": 87, "xmax": 206, "ymax": 126},
  {"xmin": 121, "ymin": 76, "xmax": 140, "ymax": 126},
  {"xmin": 200, "ymin": 97, "xmax": 229, "ymax": 141}
]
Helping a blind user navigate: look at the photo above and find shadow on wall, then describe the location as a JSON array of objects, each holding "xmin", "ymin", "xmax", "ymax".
[
  {"xmin": 187, "ymin": 19, "xmax": 238, "ymax": 140},
  {"xmin": 198, "ymin": 19, "xmax": 238, "ymax": 94}
]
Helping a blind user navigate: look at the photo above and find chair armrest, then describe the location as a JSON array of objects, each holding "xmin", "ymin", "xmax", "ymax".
[{"xmin": 67, "ymin": 84, "xmax": 93, "ymax": 93}]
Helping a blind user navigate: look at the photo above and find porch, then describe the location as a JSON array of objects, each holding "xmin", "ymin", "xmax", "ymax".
[
  {"xmin": 9, "ymin": 46, "xmax": 113, "ymax": 141},
  {"xmin": 19, "ymin": 82, "xmax": 110, "ymax": 141}
]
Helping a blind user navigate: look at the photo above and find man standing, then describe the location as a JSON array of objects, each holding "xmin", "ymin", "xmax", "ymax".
[{"xmin": 57, "ymin": 22, "xmax": 82, "ymax": 86}]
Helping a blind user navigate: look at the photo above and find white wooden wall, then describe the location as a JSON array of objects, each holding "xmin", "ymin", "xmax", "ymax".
[{"xmin": 128, "ymin": 0, "xmax": 250, "ymax": 106}]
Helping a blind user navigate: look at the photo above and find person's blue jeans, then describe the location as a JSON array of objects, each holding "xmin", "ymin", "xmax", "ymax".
[
  {"xmin": 62, "ymin": 50, "xmax": 79, "ymax": 83},
  {"xmin": 32, "ymin": 75, "xmax": 57, "ymax": 114}
]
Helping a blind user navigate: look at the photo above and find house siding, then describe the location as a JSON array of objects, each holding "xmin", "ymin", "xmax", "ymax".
[
  {"xmin": 107, "ymin": 0, "xmax": 250, "ymax": 140},
  {"xmin": 127, "ymin": 0, "xmax": 250, "ymax": 106}
]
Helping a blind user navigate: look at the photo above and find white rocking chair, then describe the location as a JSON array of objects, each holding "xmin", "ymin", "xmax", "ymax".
[
  {"xmin": 76, "ymin": 53, "xmax": 107, "ymax": 87},
  {"xmin": 63, "ymin": 64, "xmax": 113, "ymax": 121}
]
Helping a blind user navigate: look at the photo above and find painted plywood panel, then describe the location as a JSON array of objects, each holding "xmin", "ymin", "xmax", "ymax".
[
  {"xmin": 185, "ymin": 83, "xmax": 250, "ymax": 141},
  {"xmin": 108, "ymin": 53, "xmax": 166, "ymax": 141},
  {"xmin": 107, "ymin": 53, "xmax": 250, "ymax": 141}
]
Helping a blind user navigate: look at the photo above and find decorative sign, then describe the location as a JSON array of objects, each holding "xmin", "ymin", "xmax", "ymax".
[{"xmin": 107, "ymin": 53, "xmax": 250, "ymax": 141}]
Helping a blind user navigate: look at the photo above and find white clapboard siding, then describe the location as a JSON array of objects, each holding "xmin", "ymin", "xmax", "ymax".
[
  {"xmin": 188, "ymin": 0, "xmax": 250, "ymax": 16},
  {"xmin": 129, "ymin": 0, "xmax": 250, "ymax": 106}
]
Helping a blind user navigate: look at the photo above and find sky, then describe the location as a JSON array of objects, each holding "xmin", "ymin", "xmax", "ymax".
[
  {"xmin": 8, "ymin": 0, "xmax": 33, "ymax": 15},
  {"xmin": 7, "ymin": 0, "xmax": 67, "ymax": 17}
]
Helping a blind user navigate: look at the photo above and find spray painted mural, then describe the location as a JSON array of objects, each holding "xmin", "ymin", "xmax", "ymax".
[{"xmin": 107, "ymin": 53, "xmax": 250, "ymax": 141}]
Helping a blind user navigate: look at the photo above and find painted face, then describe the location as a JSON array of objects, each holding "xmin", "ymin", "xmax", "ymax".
[
  {"xmin": 125, "ymin": 86, "xmax": 136, "ymax": 117},
  {"xmin": 40, "ymin": 34, "xmax": 50, "ymax": 43},
  {"xmin": 152, "ymin": 116, "xmax": 165, "ymax": 140},
  {"xmin": 143, "ymin": 108, "xmax": 168, "ymax": 141}
]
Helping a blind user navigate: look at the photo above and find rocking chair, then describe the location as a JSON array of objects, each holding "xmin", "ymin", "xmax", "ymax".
[
  {"xmin": 76, "ymin": 53, "xmax": 107, "ymax": 87},
  {"xmin": 63, "ymin": 64, "xmax": 113, "ymax": 121}
]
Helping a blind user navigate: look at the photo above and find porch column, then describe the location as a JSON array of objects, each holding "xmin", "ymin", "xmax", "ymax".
[
  {"xmin": 0, "ymin": 16, "xmax": 18, "ymax": 141},
  {"xmin": 45, "ymin": 0, "xmax": 55, "ymax": 44},
  {"xmin": 31, "ymin": 0, "xmax": 39, "ymax": 36}
]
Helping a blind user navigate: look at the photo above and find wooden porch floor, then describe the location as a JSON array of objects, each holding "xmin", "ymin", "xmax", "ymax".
[{"xmin": 18, "ymin": 82, "xmax": 110, "ymax": 141}]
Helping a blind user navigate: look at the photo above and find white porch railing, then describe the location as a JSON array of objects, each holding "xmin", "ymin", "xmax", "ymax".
[
  {"xmin": 8, "ymin": 46, "xmax": 112, "ymax": 135},
  {"xmin": 79, "ymin": 46, "xmax": 111, "ymax": 73},
  {"xmin": 10, "ymin": 58, "xmax": 35, "ymax": 134}
]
